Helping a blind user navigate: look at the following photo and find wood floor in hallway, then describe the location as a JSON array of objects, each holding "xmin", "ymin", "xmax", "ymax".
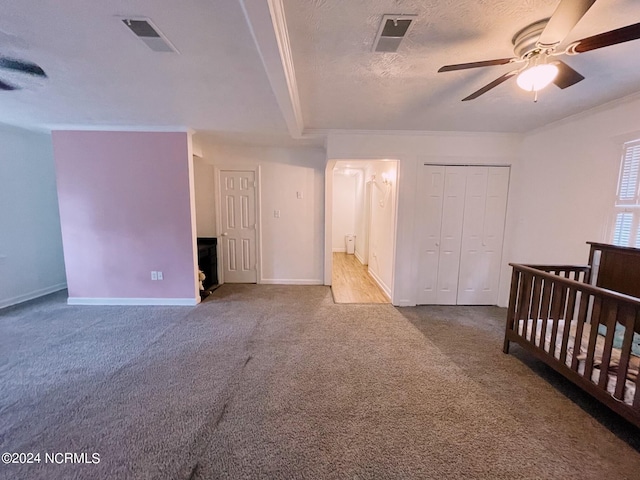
[{"xmin": 331, "ymin": 252, "xmax": 390, "ymax": 304}]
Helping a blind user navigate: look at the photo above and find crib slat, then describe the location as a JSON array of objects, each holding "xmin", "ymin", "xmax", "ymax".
[
  {"xmin": 530, "ymin": 277, "xmax": 542, "ymax": 328},
  {"xmin": 549, "ymin": 282, "xmax": 565, "ymax": 355},
  {"xmin": 537, "ymin": 280, "xmax": 553, "ymax": 346},
  {"xmin": 614, "ymin": 306, "xmax": 636, "ymax": 400},
  {"xmin": 584, "ymin": 297, "xmax": 603, "ymax": 381},
  {"xmin": 558, "ymin": 270, "xmax": 571, "ymax": 313},
  {"xmin": 571, "ymin": 293, "xmax": 590, "ymax": 371},
  {"xmin": 539, "ymin": 282, "xmax": 557, "ymax": 351},
  {"xmin": 560, "ymin": 286, "xmax": 578, "ymax": 365},
  {"xmin": 597, "ymin": 301, "xmax": 618, "ymax": 389},
  {"xmin": 516, "ymin": 273, "xmax": 532, "ymax": 338},
  {"xmin": 634, "ymin": 357, "xmax": 640, "ymax": 408}
]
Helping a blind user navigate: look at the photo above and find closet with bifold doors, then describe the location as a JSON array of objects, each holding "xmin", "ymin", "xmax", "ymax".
[{"xmin": 416, "ymin": 164, "xmax": 509, "ymax": 305}]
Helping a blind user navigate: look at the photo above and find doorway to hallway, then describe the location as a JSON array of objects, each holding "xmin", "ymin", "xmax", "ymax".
[{"xmin": 327, "ymin": 160, "xmax": 398, "ymax": 304}]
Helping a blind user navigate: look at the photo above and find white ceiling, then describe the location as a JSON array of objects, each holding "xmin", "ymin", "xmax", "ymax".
[
  {"xmin": 285, "ymin": 0, "xmax": 640, "ymax": 133},
  {"xmin": 0, "ymin": 0, "xmax": 287, "ymax": 134},
  {"xmin": 1, "ymin": 0, "xmax": 640, "ymax": 139}
]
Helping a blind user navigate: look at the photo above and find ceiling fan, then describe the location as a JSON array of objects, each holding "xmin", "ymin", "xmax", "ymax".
[
  {"xmin": 438, "ymin": 0, "xmax": 640, "ymax": 101},
  {"xmin": 0, "ymin": 56, "xmax": 47, "ymax": 90}
]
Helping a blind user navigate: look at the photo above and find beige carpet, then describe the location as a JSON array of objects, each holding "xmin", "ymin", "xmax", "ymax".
[{"xmin": 0, "ymin": 285, "xmax": 638, "ymax": 479}]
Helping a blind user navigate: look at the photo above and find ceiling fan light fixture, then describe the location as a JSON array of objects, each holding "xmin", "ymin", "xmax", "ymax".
[{"xmin": 516, "ymin": 63, "xmax": 558, "ymax": 92}]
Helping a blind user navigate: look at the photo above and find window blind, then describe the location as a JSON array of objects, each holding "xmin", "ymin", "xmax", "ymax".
[{"xmin": 618, "ymin": 140, "xmax": 640, "ymax": 203}]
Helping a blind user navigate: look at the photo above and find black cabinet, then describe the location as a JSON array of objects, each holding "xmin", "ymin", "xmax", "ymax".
[{"xmin": 197, "ymin": 237, "xmax": 218, "ymax": 291}]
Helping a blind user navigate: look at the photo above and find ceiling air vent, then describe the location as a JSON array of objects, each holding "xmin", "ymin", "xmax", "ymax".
[
  {"xmin": 373, "ymin": 14, "xmax": 417, "ymax": 53},
  {"xmin": 121, "ymin": 18, "xmax": 178, "ymax": 53}
]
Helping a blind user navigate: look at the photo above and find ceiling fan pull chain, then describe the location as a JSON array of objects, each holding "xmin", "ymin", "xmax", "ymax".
[{"xmin": 534, "ymin": 90, "xmax": 538, "ymax": 103}]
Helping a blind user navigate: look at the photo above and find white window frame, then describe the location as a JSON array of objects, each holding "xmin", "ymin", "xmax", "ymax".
[{"xmin": 612, "ymin": 139, "xmax": 640, "ymax": 247}]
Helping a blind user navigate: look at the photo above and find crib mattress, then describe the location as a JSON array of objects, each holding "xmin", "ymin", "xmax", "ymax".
[{"xmin": 517, "ymin": 319, "xmax": 638, "ymax": 406}]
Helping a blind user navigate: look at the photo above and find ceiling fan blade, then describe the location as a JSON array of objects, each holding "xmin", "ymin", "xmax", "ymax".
[
  {"xmin": 552, "ymin": 60, "xmax": 585, "ymax": 89},
  {"xmin": 0, "ymin": 57, "xmax": 47, "ymax": 77},
  {"xmin": 538, "ymin": 0, "xmax": 597, "ymax": 47},
  {"xmin": 0, "ymin": 78, "xmax": 18, "ymax": 90},
  {"xmin": 461, "ymin": 70, "xmax": 518, "ymax": 101},
  {"xmin": 438, "ymin": 58, "xmax": 515, "ymax": 72},
  {"xmin": 571, "ymin": 22, "xmax": 640, "ymax": 53}
]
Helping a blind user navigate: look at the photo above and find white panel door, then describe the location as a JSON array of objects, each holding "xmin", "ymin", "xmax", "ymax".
[
  {"xmin": 416, "ymin": 166, "xmax": 445, "ymax": 304},
  {"xmin": 437, "ymin": 166, "xmax": 467, "ymax": 304},
  {"xmin": 457, "ymin": 167, "xmax": 509, "ymax": 304},
  {"xmin": 220, "ymin": 171, "xmax": 257, "ymax": 283}
]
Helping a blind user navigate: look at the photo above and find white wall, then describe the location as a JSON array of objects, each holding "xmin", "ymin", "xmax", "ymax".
[
  {"xmin": 0, "ymin": 125, "xmax": 66, "ymax": 308},
  {"xmin": 193, "ymin": 156, "xmax": 217, "ymax": 237},
  {"xmin": 366, "ymin": 161, "xmax": 398, "ymax": 297},
  {"xmin": 353, "ymin": 170, "xmax": 366, "ymax": 261},
  {"xmin": 332, "ymin": 172, "xmax": 357, "ymax": 252},
  {"xmin": 196, "ymin": 139, "xmax": 326, "ymax": 284},
  {"xmin": 327, "ymin": 132, "xmax": 522, "ymax": 306},
  {"xmin": 502, "ymin": 94, "xmax": 640, "ymax": 304}
]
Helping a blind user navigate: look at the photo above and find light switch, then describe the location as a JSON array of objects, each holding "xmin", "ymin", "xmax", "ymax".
[{"xmin": 296, "ymin": 191, "xmax": 303, "ymax": 199}]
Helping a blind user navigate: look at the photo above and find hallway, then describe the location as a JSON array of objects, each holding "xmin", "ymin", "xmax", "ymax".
[{"xmin": 331, "ymin": 252, "xmax": 389, "ymax": 304}]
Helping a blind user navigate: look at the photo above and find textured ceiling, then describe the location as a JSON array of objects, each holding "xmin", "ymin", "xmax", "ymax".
[
  {"xmin": 284, "ymin": 0, "xmax": 640, "ymax": 133},
  {"xmin": 0, "ymin": 0, "xmax": 287, "ymax": 134},
  {"xmin": 2, "ymin": 0, "xmax": 640, "ymax": 138}
]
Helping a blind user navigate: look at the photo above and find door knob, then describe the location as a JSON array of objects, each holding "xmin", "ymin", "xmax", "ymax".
[{"xmin": 221, "ymin": 233, "xmax": 228, "ymax": 236}]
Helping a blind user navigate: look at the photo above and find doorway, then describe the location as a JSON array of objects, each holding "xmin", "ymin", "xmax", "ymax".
[
  {"xmin": 218, "ymin": 170, "xmax": 258, "ymax": 283},
  {"xmin": 327, "ymin": 160, "xmax": 398, "ymax": 304}
]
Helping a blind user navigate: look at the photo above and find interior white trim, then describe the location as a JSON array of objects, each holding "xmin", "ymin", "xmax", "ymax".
[
  {"xmin": 240, "ymin": 0, "xmax": 304, "ymax": 137},
  {"xmin": 529, "ymin": 90, "xmax": 640, "ymax": 136},
  {"xmin": 0, "ymin": 283, "xmax": 67, "ymax": 310},
  {"xmin": 324, "ymin": 160, "xmax": 337, "ymax": 285},
  {"xmin": 310, "ymin": 128, "xmax": 524, "ymax": 139},
  {"xmin": 260, "ymin": 278, "xmax": 323, "ymax": 285},
  {"xmin": 67, "ymin": 297, "xmax": 200, "ymax": 306},
  {"xmin": 333, "ymin": 247, "xmax": 346, "ymax": 253},
  {"xmin": 354, "ymin": 250, "xmax": 366, "ymax": 265},
  {"xmin": 368, "ymin": 267, "xmax": 391, "ymax": 299},
  {"xmin": 44, "ymin": 125, "xmax": 193, "ymax": 133}
]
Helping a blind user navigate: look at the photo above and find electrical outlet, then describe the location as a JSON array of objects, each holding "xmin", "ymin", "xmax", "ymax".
[
  {"xmin": 274, "ymin": 210, "xmax": 280, "ymax": 218},
  {"xmin": 296, "ymin": 191, "xmax": 303, "ymax": 199},
  {"xmin": 157, "ymin": 271, "xmax": 163, "ymax": 280},
  {"xmin": 151, "ymin": 271, "xmax": 158, "ymax": 281}
]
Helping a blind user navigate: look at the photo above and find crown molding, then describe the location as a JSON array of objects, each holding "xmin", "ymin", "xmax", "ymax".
[
  {"xmin": 306, "ymin": 128, "xmax": 523, "ymax": 139},
  {"xmin": 44, "ymin": 125, "xmax": 192, "ymax": 133},
  {"xmin": 527, "ymin": 90, "xmax": 640, "ymax": 136}
]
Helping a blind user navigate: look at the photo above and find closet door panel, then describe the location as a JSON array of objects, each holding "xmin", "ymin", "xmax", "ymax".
[
  {"xmin": 457, "ymin": 167, "xmax": 509, "ymax": 304},
  {"xmin": 437, "ymin": 166, "xmax": 466, "ymax": 305},
  {"xmin": 457, "ymin": 167, "xmax": 488, "ymax": 304},
  {"xmin": 416, "ymin": 165, "xmax": 445, "ymax": 304}
]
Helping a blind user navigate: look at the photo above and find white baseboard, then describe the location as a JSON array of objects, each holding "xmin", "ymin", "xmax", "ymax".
[
  {"xmin": 394, "ymin": 300, "xmax": 416, "ymax": 307},
  {"xmin": 260, "ymin": 279, "xmax": 324, "ymax": 285},
  {"xmin": 332, "ymin": 247, "xmax": 346, "ymax": 253},
  {"xmin": 0, "ymin": 283, "xmax": 67, "ymax": 310},
  {"xmin": 67, "ymin": 297, "xmax": 200, "ymax": 306},
  {"xmin": 368, "ymin": 268, "xmax": 391, "ymax": 299},
  {"xmin": 354, "ymin": 250, "xmax": 366, "ymax": 265}
]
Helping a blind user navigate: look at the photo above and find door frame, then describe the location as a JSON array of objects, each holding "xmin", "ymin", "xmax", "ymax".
[
  {"xmin": 214, "ymin": 165, "xmax": 262, "ymax": 284},
  {"xmin": 324, "ymin": 159, "xmax": 400, "ymax": 303}
]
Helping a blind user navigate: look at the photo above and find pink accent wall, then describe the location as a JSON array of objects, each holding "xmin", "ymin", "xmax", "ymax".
[{"xmin": 52, "ymin": 131, "xmax": 197, "ymax": 300}]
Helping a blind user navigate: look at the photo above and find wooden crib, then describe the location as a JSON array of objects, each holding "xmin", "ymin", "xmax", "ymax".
[{"xmin": 504, "ymin": 242, "xmax": 640, "ymax": 428}]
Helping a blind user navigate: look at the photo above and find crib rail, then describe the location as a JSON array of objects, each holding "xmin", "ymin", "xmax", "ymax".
[{"xmin": 504, "ymin": 263, "xmax": 640, "ymax": 427}]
